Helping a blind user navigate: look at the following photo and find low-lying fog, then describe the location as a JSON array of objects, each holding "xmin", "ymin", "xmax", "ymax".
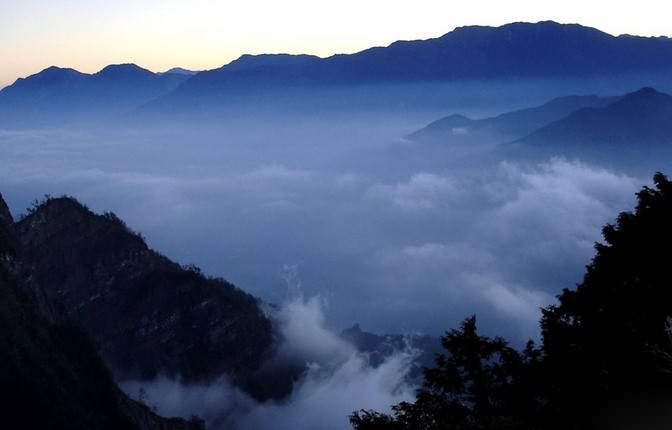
[{"xmin": 1, "ymin": 109, "xmax": 651, "ymax": 339}]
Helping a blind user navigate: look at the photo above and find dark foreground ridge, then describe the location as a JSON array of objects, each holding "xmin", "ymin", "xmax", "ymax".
[
  {"xmin": 0, "ymin": 192, "xmax": 203, "ymax": 430},
  {"xmin": 16, "ymin": 196, "xmax": 275, "ymax": 391}
]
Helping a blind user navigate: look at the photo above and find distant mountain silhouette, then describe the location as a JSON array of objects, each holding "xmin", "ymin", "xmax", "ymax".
[
  {"xmin": 224, "ymin": 54, "xmax": 321, "ymax": 72},
  {"xmin": 0, "ymin": 64, "xmax": 189, "ymax": 126},
  {"xmin": 142, "ymin": 21, "xmax": 672, "ymax": 113},
  {"xmin": 408, "ymin": 94, "xmax": 616, "ymax": 145},
  {"xmin": 516, "ymin": 87, "xmax": 672, "ymax": 148},
  {"xmin": 161, "ymin": 67, "xmax": 200, "ymax": 76},
  {"xmin": 95, "ymin": 63, "xmax": 156, "ymax": 80},
  {"xmin": 332, "ymin": 21, "xmax": 672, "ymax": 81},
  {"xmin": 4, "ymin": 21, "xmax": 672, "ymax": 124}
]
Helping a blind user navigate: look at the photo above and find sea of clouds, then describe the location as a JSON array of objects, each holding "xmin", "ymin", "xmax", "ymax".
[
  {"xmin": 1, "ymin": 101, "xmax": 658, "ymax": 428},
  {"xmin": 0, "ymin": 117, "xmax": 647, "ymax": 340}
]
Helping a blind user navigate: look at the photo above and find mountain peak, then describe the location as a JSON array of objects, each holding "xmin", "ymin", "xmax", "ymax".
[
  {"xmin": 225, "ymin": 53, "xmax": 321, "ymax": 71},
  {"xmin": 627, "ymin": 86, "xmax": 662, "ymax": 97},
  {"xmin": 40, "ymin": 65, "xmax": 77, "ymax": 74},
  {"xmin": 448, "ymin": 20, "xmax": 599, "ymax": 37},
  {"xmin": 95, "ymin": 63, "xmax": 154, "ymax": 78},
  {"xmin": 24, "ymin": 66, "xmax": 86, "ymax": 82},
  {"xmin": 16, "ymin": 196, "xmax": 274, "ymax": 386},
  {"xmin": 32, "ymin": 195, "xmax": 90, "ymax": 215},
  {"xmin": 162, "ymin": 67, "xmax": 199, "ymax": 75},
  {"xmin": 20, "ymin": 196, "xmax": 134, "ymax": 248},
  {"xmin": 612, "ymin": 87, "xmax": 672, "ymax": 109},
  {"xmin": 516, "ymin": 87, "xmax": 672, "ymax": 150}
]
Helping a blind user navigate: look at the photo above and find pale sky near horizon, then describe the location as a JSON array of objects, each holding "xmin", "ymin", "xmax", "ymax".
[{"xmin": 1, "ymin": 0, "xmax": 671, "ymax": 88}]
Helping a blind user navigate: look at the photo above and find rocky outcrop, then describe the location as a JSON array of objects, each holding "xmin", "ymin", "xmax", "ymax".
[
  {"xmin": 17, "ymin": 196, "xmax": 274, "ymax": 390},
  {"xmin": 0, "ymin": 193, "xmax": 203, "ymax": 430}
]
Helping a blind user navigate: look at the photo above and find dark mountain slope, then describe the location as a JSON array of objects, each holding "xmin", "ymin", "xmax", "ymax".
[
  {"xmin": 408, "ymin": 94, "xmax": 616, "ymax": 145},
  {"xmin": 516, "ymin": 87, "xmax": 672, "ymax": 148},
  {"xmin": 0, "ymin": 193, "xmax": 18, "ymax": 256},
  {"xmin": 0, "ymin": 192, "xmax": 202, "ymax": 430},
  {"xmin": 16, "ymin": 196, "xmax": 274, "ymax": 388}
]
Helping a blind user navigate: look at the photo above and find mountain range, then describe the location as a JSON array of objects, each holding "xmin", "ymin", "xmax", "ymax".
[
  {"xmin": 0, "ymin": 64, "xmax": 189, "ymax": 126},
  {"xmin": 2, "ymin": 21, "xmax": 672, "ymax": 125},
  {"xmin": 408, "ymin": 94, "xmax": 617, "ymax": 145},
  {"xmin": 516, "ymin": 87, "xmax": 672, "ymax": 147},
  {"xmin": 409, "ymin": 87, "xmax": 672, "ymax": 165}
]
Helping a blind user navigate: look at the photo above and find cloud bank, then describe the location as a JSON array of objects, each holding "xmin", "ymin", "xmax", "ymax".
[{"xmin": 0, "ymin": 121, "xmax": 649, "ymax": 340}]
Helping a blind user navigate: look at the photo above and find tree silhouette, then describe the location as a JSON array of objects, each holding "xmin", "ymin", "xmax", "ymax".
[
  {"xmin": 352, "ymin": 317, "xmax": 545, "ymax": 430},
  {"xmin": 352, "ymin": 172, "xmax": 672, "ymax": 430},
  {"xmin": 541, "ymin": 172, "xmax": 672, "ymax": 428}
]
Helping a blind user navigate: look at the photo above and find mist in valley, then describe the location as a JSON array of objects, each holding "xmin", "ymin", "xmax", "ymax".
[
  {"xmin": 3, "ymin": 77, "xmax": 671, "ymax": 429},
  {"xmin": 3, "ymin": 79, "xmax": 667, "ymax": 337}
]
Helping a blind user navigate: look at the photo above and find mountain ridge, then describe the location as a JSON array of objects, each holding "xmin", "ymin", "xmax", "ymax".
[
  {"xmin": 15, "ymin": 195, "xmax": 275, "ymax": 393},
  {"xmin": 515, "ymin": 87, "xmax": 672, "ymax": 148},
  {"xmin": 0, "ymin": 192, "xmax": 204, "ymax": 430},
  {"xmin": 408, "ymin": 93, "xmax": 617, "ymax": 145},
  {"xmin": 0, "ymin": 63, "xmax": 190, "ymax": 126},
  {"xmin": 4, "ymin": 21, "xmax": 672, "ymax": 124},
  {"xmin": 136, "ymin": 21, "xmax": 672, "ymax": 115}
]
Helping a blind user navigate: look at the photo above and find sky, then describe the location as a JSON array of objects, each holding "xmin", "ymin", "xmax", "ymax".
[{"xmin": 1, "ymin": 0, "xmax": 671, "ymax": 88}]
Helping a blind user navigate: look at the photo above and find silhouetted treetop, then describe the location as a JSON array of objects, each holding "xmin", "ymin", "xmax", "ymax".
[{"xmin": 352, "ymin": 172, "xmax": 672, "ymax": 430}]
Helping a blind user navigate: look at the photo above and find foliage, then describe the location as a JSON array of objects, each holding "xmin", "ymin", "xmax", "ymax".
[
  {"xmin": 541, "ymin": 171, "xmax": 672, "ymax": 428},
  {"xmin": 352, "ymin": 317, "xmax": 545, "ymax": 430},
  {"xmin": 352, "ymin": 172, "xmax": 672, "ymax": 430}
]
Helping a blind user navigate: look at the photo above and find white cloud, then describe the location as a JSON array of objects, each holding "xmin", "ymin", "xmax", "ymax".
[
  {"xmin": 121, "ymin": 295, "xmax": 416, "ymax": 430},
  {"xmin": 367, "ymin": 173, "xmax": 460, "ymax": 212}
]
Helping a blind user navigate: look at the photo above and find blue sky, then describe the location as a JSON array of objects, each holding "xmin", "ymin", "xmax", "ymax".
[{"xmin": 1, "ymin": 0, "xmax": 671, "ymax": 87}]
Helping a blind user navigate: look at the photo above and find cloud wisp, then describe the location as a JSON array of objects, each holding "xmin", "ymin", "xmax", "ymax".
[{"xmin": 121, "ymin": 295, "xmax": 417, "ymax": 430}]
